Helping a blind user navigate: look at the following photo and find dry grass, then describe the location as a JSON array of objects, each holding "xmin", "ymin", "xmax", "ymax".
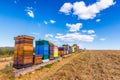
[
  {"xmin": 47, "ymin": 50, "xmax": 120, "ymax": 80},
  {"xmin": 0, "ymin": 57, "xmax": 13, "ymax": 70},
  {"xmin": 0, "ymin": 50, "xmax": 120, "ymax": 80}
]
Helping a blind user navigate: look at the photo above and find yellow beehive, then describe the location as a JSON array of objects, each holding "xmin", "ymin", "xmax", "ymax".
[
  {"xmin": 54, "ymin": 52, "xmax": 58, "ymax": 57},
  {"xmin": 72, "ymin": 47, "xmax": 75, "ymax": 53}
]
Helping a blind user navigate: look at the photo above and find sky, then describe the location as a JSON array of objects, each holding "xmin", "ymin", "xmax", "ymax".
[{"xmin": 0, "ymin": 0, "xmax": 120, "ymax": 49}]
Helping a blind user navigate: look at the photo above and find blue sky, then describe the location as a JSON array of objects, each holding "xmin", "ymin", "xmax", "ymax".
[{"xmin": 0, "ymin": 0, "xmax": 120, "ymax": 49}]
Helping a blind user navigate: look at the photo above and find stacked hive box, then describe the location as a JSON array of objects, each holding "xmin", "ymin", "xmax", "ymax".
[
  {"xmin": 72, "ymin": 46, "xmax": 75, "ymax": 53},
  {"xmin": 49, "ymin": 45, "xmax": 58, "ymax": 59},
  {"xmin": 69, "ymin": 46, "xmax": 72, "ymax": 54},
  {"xmin": 49, "ymin": 42, "xmax": 54, "ymax": 60},
  {"xmin": 53, "ymin": 46, "xmax": 59, "ymax": 59},
  {"xmin": 62, "ymin": 44, "xmax": 69, "ymax": 55},
  {"xmin": 77, "ymin": 46, "xmax": 79, "ymax": 52},
  {"xmin": 35, "ymin": 40, "xmax": 49, "ymax": 62},
  {"xmin": 58, "ymin": 47, "xmax": 65, "ymax": 57},
  {"xmin": 72, "ymin": 44, "xmax": 79, "ymax": 52},
  {"xmin": 13, "ymin": 35, "xmax": 34, "ymax": 69},
  {"xmin": 33, "ymin": 55, "xmax": 42, "ymax": 65}
]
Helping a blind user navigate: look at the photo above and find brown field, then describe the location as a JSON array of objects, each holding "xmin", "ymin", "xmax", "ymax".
[
  {"xmin": 0, "ymin": 50, "xmax": 120, "ymax": 80},
  {"xmin": 0, "ymin": 57, "xmax": 13, "ymax": 70}
]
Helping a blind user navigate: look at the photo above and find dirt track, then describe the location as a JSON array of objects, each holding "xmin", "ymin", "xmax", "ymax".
[{"xmin": 16, "ymin": 50, "xmax": 120, "ymax": 80}]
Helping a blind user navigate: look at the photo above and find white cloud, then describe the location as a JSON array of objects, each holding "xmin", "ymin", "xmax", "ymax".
[
  {"xmin": 55, "ymin": 32, "xmax": 95, "ymax": 42},
  {"xmin": 50, "ymin": 20, "xmax": 56, "ymax": 24},
  {"xmin": 44, "ymin": 21, "xmax": 48, "ymax": 24},
  {"xmin": 96, "ymin": 19, "xmax": 101, "ymax": 22},
  {"xmin": 25, "ymin": 7, "xmax": 34, "ymax": 18},
  {"xmin": 100, "ymin": 38, "xmax": 106, "ymax": 41},
  {"xmin": 45, "ymin": 34, "xmax": 54, "ymax": 38},
  {"xmin": 82, "ymin": 30, "xmax": 87, "ymax": 33},
  {"xmin": 60, "ymin": 0, "xmax": 115, "ymax": 20},
  {"xmin": 31, "ymin": 32, "xmax": 40, "ymax": 36},
  {"xmin": 59, "ymin": 3, "xmax": 73, "ymax": 15},
  {"xmin": 57, "ymin": 33, "xmax": 63, "ymax": 36},
  {"xmin": 88, "ymin": 30, "xmax": 95, "ymax": 34},
  {"xmin": 90, "ymin": 34, "xmax": 96, "ymax": 37},
  {"xmin": 66, "ymin": 23, "xmax": 82, "ymax": 32}
]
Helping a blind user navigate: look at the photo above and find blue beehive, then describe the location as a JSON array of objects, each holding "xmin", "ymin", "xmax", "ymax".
[
  {"xmin": 69, "ymin": 46, "xmax": 72, "ymax": 54},
  {"xmin": 35, "ymin": 40, "xmax": 49, "ymax": 61}
]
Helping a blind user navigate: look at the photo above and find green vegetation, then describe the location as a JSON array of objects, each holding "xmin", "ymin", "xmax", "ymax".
[{"xmin": 0, "ymin": 47, "xmax": 14, "ymax": 58}]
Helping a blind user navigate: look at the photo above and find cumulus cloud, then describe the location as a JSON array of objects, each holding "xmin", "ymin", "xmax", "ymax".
[
  {"xmin": 59, "ymin": 3, "xmax": 73, "ymax": 15},
  {"xmin": 96, "ymin": 19, "xmax": 101, "ymax": 22},
  {"xmin": 60, "ymin": 0, "xmax": 115, "ymax": 20},
  {"xmin": 25, "ymin": 7, "xmax": 34, "ymax": 18},
  {"xmin": 88, "ymin": 30, "xmax": 95, "ymax": 34},
  {"xmin": 45, "ymin": 34, "xmax": 54, "ymax": 38},
  {"xmin": 66, "ymin": 23, "xmax": 82, "ymax": 32},
  {"xmin": 100, "ymin": 38, "xmax": 106, "ymax": 41},
  {"xmin": 57, "ymin": 33, "xmax": 63, "ymax": 36},
  {"xmin": 50, "ymin": 20, "xmax": 56, "ymax": 24},
  {"xmin": 55, "ymin": 32, "xmax": 95, "ymax": 42}
]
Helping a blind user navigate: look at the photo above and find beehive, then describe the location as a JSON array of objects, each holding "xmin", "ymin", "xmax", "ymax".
[
  {"xmin": 33, "ymin": 55, "xmax": 42, "ymax": 65},
  {"xmin": 49, "ymin": 45, "xmax": 58, "ymax": 60},
  {"xmin": 13, "ymin": 35, "xmax": 34, "ymax": 69},
  {"xmin": 72, "ymin": 46, "xmax": 75, "ymax": 53},
  {"xmin": 35, "ymin": 40, "xmax": 49, "ymax": 62},
  {"xmin": 69, "ymin": 46, "xmax": 72, "ymax": 54},
  {"xmin": 72, "ymin": 44, "xmax": 79, "ymax": 52},
  {"xmin": 62, "ymin": 44, "xmax": 69, "ymax": 54},
  {"xmin": 58, "ymin": 47, "xmax": 65, "ymax": 57}
]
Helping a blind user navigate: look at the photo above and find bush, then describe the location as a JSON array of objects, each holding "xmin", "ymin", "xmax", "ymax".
[{"xmin": 0, "ymin": 47, "xmax": 14, "ymax": 57}]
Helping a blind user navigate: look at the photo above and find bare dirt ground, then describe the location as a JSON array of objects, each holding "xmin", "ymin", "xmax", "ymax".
[
  {"xmin": 15, "ymin": 50, "xmax": 120, "ymax": 80},
  {"xmin": 0, "ymin": 50, "xmax": 120, "ymax": 80},
  {"xmin": 0, "ymin": 57, "xmax": 13, "ymax": 70}
]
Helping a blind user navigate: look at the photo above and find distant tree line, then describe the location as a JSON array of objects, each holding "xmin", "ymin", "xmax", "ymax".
[{"xmin": 0, "ymin": 47, "xmax": 14, "ymax": 56}]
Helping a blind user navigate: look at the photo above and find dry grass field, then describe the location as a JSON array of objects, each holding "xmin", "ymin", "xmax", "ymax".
[
  {"xmin": 0, "ymin": 50, "xmax": 120, "ymax": 80},
  {"xmin": 0, "ymin": 57, "xmax": 13, "ymax": 70}
]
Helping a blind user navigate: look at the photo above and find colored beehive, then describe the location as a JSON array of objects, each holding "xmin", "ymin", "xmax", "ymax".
[
  {"xmin": 62, "ymin": 44, "xmax": 70, "ymax": 55},
  {"xmin": 72, "ymin": 44, "xmax": 79, "ymax": 52},
  {"xmin": 69, "ymin": 46, "xmax": 72, "ymax": 54},
  {"xmin": 72, "ymin": 47, "xmax": 75, "ymax": 53},
  {"xmin": 36, "ymin": 40, "xmax": 49, "ymax": 45},
  {"xmin": 77, "ymin": 46, "xmax": 79, "ymax": 52},
  {"xmin": 49, "ymin": 45, "xmax": 58, "ymax": 60},
  {"xmin": 14, "ymin": 55, "xmax": 33, "ymax": 69},
  {"xmin": 33, "ymin": 55, "xmax": 42, "ymax": 65},
  {"xmin": 62, "ymin": 44, "xmax": 69, "ymax": 50},
  {"xmin": 35, "ymin": 40, "xmax": 49, "ymax": 62},
  {"xmin": 58, "ymin": 47, "xmax": 65, "ymax": 57},
  {"xmin": 13, "ymin": 35, "xmax": 34, "ymax": 69}
]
